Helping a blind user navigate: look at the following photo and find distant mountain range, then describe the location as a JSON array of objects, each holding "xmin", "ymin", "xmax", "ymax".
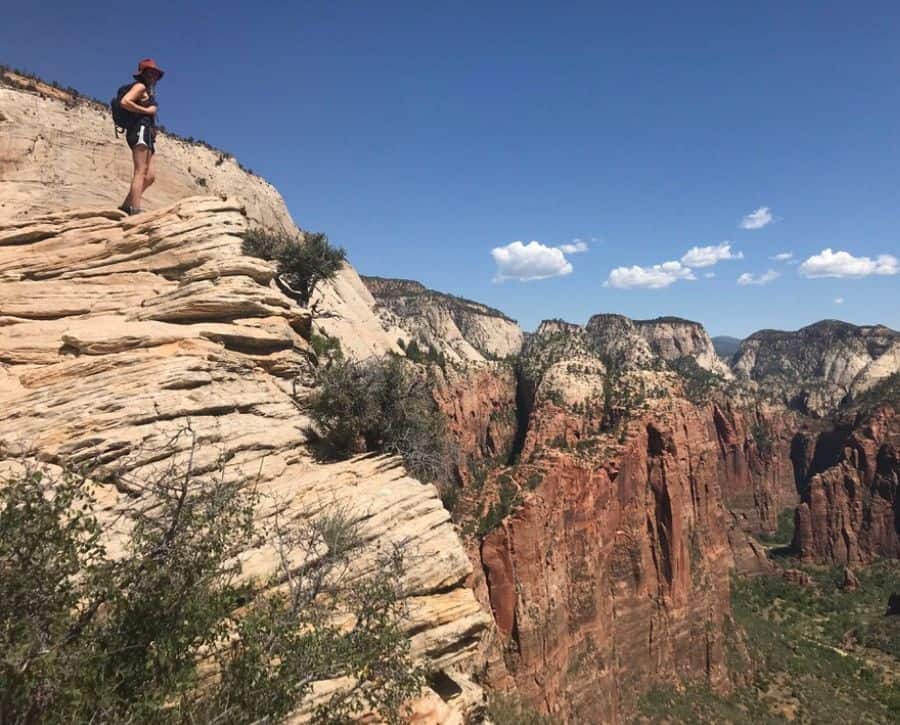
[{"xmin": 712, "ymin": 335, "xmax": 742, "ymax": 359}]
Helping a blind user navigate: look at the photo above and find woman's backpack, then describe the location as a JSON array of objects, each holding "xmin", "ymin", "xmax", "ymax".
[{"xmin": 110, "ymin": 82, "xmax": 138, "ymax": 137}]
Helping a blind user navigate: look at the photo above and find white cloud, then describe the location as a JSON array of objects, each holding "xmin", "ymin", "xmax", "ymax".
[
  {"xmin": 834, "ymin": 297, "xmax": 844, "ymax": 304},
  {"xmin": 605, "ymin": 261, "xmax": 695, "ymax": 289},
  {"xmin": 740, "ymin": 206, "xmax": 774, "ymax": 230},
  {"xmin": 798, "ymin": 248, "xmax": 899, "ymax": 279},
  {"xmin": 680, "ymin": 241, "xmax": 743, "ymax": 268},
  {"xmin": 558, "ymin": 240, "xmax": 589, "ymax": 254},
  {"xmin": 491, "ymin": 240, "xmax": 574, "ymax": 282},
  {"xmin": 737, "ymin": 269, "xmax": 780, "ymax": 286},
  {"xmin": 770, "ymin": 251, "xmax": 793, "ymax": 261},
  {"xmin": 704, "ymin": 271, "xmax": 716, "ymax": 278}
]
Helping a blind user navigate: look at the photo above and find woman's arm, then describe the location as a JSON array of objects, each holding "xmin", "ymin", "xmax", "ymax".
[{"xmin": 121, "ymin": 82, "xmax": 157, "ymax": 115}]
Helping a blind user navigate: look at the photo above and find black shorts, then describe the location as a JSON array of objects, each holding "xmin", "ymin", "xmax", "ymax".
[{"xmin": 126, "ymin": 123, "xmax": 156, "ymax": 154}]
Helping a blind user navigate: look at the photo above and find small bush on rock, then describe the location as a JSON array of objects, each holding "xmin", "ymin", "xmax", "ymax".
[
  {"xmin": 299, "ymin": 356, "xmax": 455, "ymax": 483},
  {"xmin": 0, "ymin": 450, "xmax": 422, "ymax": 724},
  {"xmin": 243, "ymin": 228, "xmax": 346, "ymax": 306}
]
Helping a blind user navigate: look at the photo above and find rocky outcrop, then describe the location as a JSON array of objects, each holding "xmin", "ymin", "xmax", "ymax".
[
  {"xmin": 733, "ymin": 320, "xmax": 900, "ymax": 416},
  {"xmin": 794, "ymin": 405, "xmax": 900, "ymax": 564},
  {"xmin": 0, "ymin": 198, "xmax": 490, "ymax": 719},
  {"xmin": 479, "ymin": 404, "xmax": 739, "ymax": 722},
  {"xmin": 511, "ymin": 318, "xmax": 797, "ymax": 532},
  {"xmin": 634, "ymin": 316, "xmax": 733, "ymax": 377},
  {"xmin": 362, "ymin": 276, "xmax": 524, "ymax": 363},
  {"xmin": 710, "ymin": 403, "xmax": 803, "ymax": 532},
  {"xmin": 0, "ymin": 71, "xmax": 292, "ymax": 232},
  {"xmin": 431, "ymin": 363, "xmax": 519, "ymax": 468},
  {"xmin": 0, "ymin": 71, "xmax": 398, "ymax": 360},
  {"xmin": 447, "ymin": 317, "xmax": 793, "ymax": 722}
]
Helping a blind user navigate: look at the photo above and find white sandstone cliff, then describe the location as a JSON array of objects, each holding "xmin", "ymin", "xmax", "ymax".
[
  {"xmin": 0, "ymin": 71, "xmax": 397, "ymax": 360},
  {"xmin": 0, "ymin": 197, "xmax": 490, "ymax": 721}
]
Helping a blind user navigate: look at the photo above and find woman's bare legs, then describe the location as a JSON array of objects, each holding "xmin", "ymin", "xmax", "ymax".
[
  {"xmin": 143, "ymin": 152, "xmax": 156, "ymax": 195},
  {"xmin": 122, "ymin": 145, "xmax": 151, "ymax": 211}
]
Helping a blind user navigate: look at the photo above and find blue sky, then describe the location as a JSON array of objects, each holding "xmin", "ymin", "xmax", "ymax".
[{"xmin": 3, "ymin": 1, "xmax": 899, "ymax": 337}]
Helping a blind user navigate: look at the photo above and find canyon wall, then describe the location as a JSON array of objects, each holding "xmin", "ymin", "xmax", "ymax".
[
  {"xmin": 793, "ymin": 405, "xmax": 900, "ymax": 564},
  {"xmin": 479, "ymin": 405, "xmax": 738, "ymax": 722},
  {"xmin": 440, "ymin": 318, "xmax": 795, "ymax": 722}
]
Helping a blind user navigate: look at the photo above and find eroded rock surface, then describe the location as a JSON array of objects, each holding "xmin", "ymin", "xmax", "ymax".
[
  {"xmin": 794, "ymin": 405, "xmax": 900, "ymax": 564},
  {"xmin": 445, "ymin": 317, "xmax": 791, "ymax": 722},
  {"xmin": 634, "ymin": 315, "xmax": 733, "ymax": 377},
  {"xmin": 0, "ymin": 72, "xmax": 398, "ymax": 360},
  {"xmin": 733, "ymin": 320, "xmax": 900, "ymax": 416},
  {"xmin": 363, "ymin": 276, "xmax": 524, "ymax": 363},
  {"xmin": 0, "ymin": 198, "xmax": 490, "ymax": 721},
  {"xmin": 478, "ymin": 403, "xmax": 741, "ymax": 722}
]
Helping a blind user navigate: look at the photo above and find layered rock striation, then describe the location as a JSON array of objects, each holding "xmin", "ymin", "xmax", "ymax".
[
  {"xmin": 454, "ymin": 317, "xmax": 798, "ymax": 721},
  {"xmin": 362, "ymin": 276, "xmax": 524, "ymax": 364},
  {"xmin": 0, "ymin": 198, "xmax": 491, "ymax": 719},
  {"xmin": 0, "ymin": 71, "xmax": 398, "ymax": 360}
]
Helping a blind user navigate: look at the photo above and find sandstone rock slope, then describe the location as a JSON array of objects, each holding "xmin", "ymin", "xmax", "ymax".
[
  {"xmin": 0, "ymin": 197, "xmax": 490, "ymax": 719},
  {"xmin": 0, "ymin": 71, "xmax": 397, "ymax": 360}
]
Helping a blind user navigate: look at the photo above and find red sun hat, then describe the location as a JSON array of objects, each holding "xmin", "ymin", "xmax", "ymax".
[{"xmin": 133, "ymin": 58, "xmax": 165, "ymax": 80}]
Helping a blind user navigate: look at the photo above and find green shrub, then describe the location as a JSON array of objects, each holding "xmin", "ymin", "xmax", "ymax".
[
  {"xmin": 299, "ymin": 356, "xmax": 454, "ymax": 483},
  {"xmin": 0, "ymin": 455, "xmax": 423, "ymax": 724},
  {"xmin": 757, "ymin": 507, "xmax": 795, "ymax": 546},
  {"xmin": 243, "ymin": 228, "xmax": 346, "ymax": 306},
  {"xmin": 670, "ymin": 355, "xmax": 725, "ymax": 403},
  {"xmin": 405, "ymin": 339, "xmax": 423, "ymax": 362},
  {"xmin": 438, "ymin": 480, "xmax": 461, "ymax": 514},
  {"xmin": 309, "ymin": 330, "xmax": 343, "ymax": 363},
  {"xmin": 476, "ymin": 479, "xmax": 521, "ymax": 537},
  {"xmin": 402, "ymin": 340, "xmax": 446, "ymax": 368}
]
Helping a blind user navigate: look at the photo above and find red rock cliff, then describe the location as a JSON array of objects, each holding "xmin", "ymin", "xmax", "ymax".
[
  {"xmin": 477, "ymin": 401, "xmax": 748, "ymax": 722},
  {"xmin": 794, "ymin": 405, "xmax": 900, "ymax": 564}
]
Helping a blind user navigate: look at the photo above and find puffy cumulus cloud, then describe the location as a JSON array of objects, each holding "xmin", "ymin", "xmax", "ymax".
[
  {"xmin": 605, "ymin": 261, "xmax": 695, "ymax": 289},
  {"xmin": 737, "ymin": 269, "xmax": 780, "ymax": 286},
  {"xmin": 558, "ymin": 239, "xmax": 589, "ymax": 254},
  {"xmin": 704, "ymin": 271, "xmax": 716, "ymax": 279},
  {"xmin": 680, "ymin": 241, "xmax": 743, "ymax": 268},
  {"xmin": 740, "ymin": 206, "xmax": 774, "ymax": 230},
  {"xmin": 798, "ymin": 248, "xmax": 899, "ymax": 279},
  {"xmin": 834, "ymin": 297, "xmax": 845, "ymax": 304},
  {"xmin": 491, "ymin": 241, "xmax": 574, "ymax": 282},
  {"xmin": 770, "ymin": 251, "xmax": 793, "ymax": 261}
]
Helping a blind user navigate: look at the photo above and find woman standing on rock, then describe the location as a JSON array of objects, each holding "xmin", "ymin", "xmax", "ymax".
[{"xmin": 118, "ymin": 58, "xmax": 163, "ymax": 215}]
